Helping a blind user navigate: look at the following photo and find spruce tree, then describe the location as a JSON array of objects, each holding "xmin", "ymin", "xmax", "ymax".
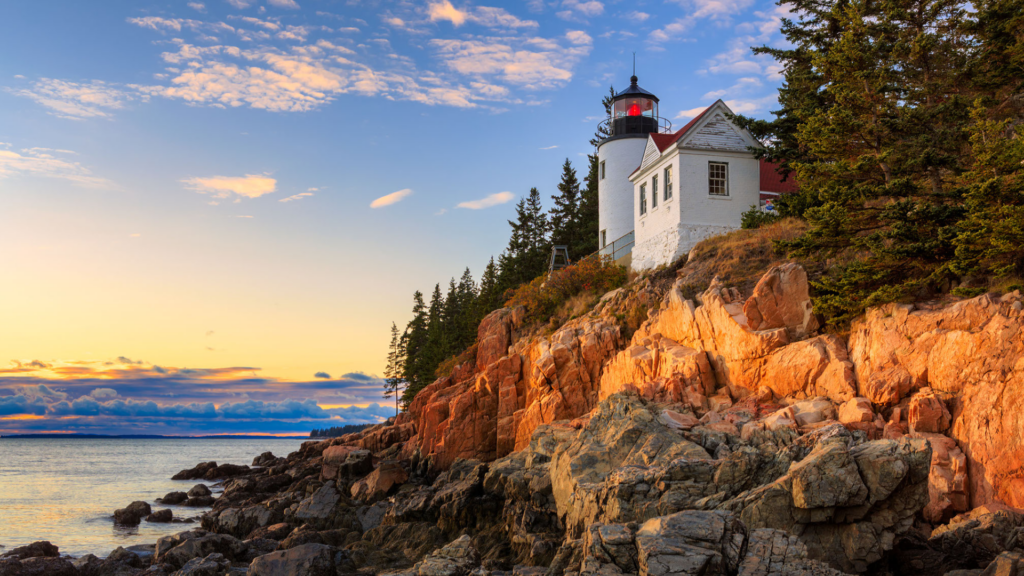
[
  {"xmin": 403, "ymin": 283, "xmax": 445, "ymax": 404},
  {"xmin": 477, "ymin": 257, "xmax": 502, "ymax": 316},
  {"xmin": 550, "ymin": 159, "xmax": 581, "ymax": 258},
  {"xmin": 401, "ymin": 291, "xmax": 428, "ymax": 388},
  {"xmin": 383, "ymin": 322, "xmax": 406, "ymax": 417}
]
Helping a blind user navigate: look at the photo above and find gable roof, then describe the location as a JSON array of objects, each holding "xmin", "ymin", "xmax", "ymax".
[
  {"xmin": 650, "ymin": 101, "xmax": 717, "ymax": 152},
  {"xmin": 759, "ymin": 159, "xmax": 799, "ymax": 193}
]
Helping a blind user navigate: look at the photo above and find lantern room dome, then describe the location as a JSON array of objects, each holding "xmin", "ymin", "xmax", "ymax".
[{"xmin": 613, "ymin": 75, "xmax": 659, "ymax": 102}]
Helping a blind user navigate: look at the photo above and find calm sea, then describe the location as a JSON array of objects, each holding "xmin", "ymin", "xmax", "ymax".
[{"xmin": 0, "ymin": 437, "xmax": 308, "ymax": 558}]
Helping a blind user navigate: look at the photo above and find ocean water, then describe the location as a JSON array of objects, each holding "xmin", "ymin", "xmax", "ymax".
[{"xmin": 0, "ymin": 437, "xmax": 308, "ymax": 558}]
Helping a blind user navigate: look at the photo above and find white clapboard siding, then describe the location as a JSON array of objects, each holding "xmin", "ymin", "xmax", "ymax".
[
  {"xmin": 682, "ymin": 113, "xmax": 749, "ymax": 151},
  {"xmin": 639, "ymin": 137, "xmax": 662, "ymax": 171}
]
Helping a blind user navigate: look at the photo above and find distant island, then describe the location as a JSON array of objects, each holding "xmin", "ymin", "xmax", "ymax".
[{"xmin": 0, "ymin": 433, "xmax": 308, "ymax": 439}]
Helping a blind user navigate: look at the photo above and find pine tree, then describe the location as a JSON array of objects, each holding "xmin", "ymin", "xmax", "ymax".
[
  {"xmin": 589, "ymin": 86, "xmax": 616, "ymax": 148},
  {"xmin": 579, "ymin": 155, "xmax": 600, "ymax": 256},
  {"xmin": 383, "ymin": 322, "xmax": 406, "ymax": 417},
  {"xmin": 455, "ymin": 267, "xmax": 478, "ymax": 349},
  {"xmin": 550, "ymin": 159, "xmax": 581, "ymax": 257},
  {"xmin": 403, "ymin": 283, "xmax": 445, "ymax": 404},
  {"xmin": 497, "ymin": 188, "xmax": 550, "ymax": 289}
]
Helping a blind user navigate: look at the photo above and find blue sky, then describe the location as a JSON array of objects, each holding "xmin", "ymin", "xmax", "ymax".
[{"xmin": 0, "ymin": 0, "xmax": 788, "ymax": 435}]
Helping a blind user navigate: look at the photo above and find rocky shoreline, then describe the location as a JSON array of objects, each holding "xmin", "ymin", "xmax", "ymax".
[{"xmin": 3, "ymin": 264, "xmax": 1023, "ymax": 576}]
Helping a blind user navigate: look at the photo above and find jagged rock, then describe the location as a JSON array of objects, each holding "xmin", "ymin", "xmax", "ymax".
[
  {"xmin": 115, "ymin": 501, "xmax": 153, "ymax": 526},
  {"xmin": 409, "ymin": 535, "xmax": 479, "ymax": 576},
  {"xmin": 848, "ymin": 292, "xmax": 1024, "ymax": 508},
  {"xmin": 635, "ymin": 510, "xmax": 744, "ymax": 576},
  {"xmin": 203, "ymin": 463, "xmax": 250, "ymax": 480},
  {"xmin": 980, "ymin": 551, "xmax": 1024, "ymax": 576},
  {"xmin": 838, "ymin": 398, "xmax": 874, "ymax": 425},
  {"xmin": 914, "ymin": 432, "xmax": 970, "ymax": 523},
  {"xmin": 742, "ymin": 263, "xmax": 820, "ymax": 339},
  {"xmin": 248, "ymin": 523, "xmax": 293, "ymax": 541},
  {"xmin": 0, "ymin": 556, "xmax": 78, "ymax": 576},
  {"xmin": 252, "ymin": 452, "xmax": 282, "ymax": 467},
  {"xmin": 908, "ymin": 388, "xmax": 952, "ymax": 434},
  {"xmin": 0, "ymin": 542, "xmax": 58, "ymax": 560},
  {"xmin": 351, "ymin": 461, "xmax": 409, "ymax": 502},
  {"xmin": 159, "ymin": 533, "xmax": 246, "ymax": 569},
  {"xmin": 202, "ymin": 505, "xmax": 283, "ymax": 539},
  {"xmin": 170, "ymin": 553, "xmax": 230, "ymax": 576},
  {"xmin": 929, "ymin": 507, "xmax": 1024, "ymax": 569},
  {"xmin": 248, "ymin": 543, "xmax": 339, "ymax": 576},
  {"xmin": 737, "ymin": 529, "xmax": 847, "ymax": 576},
  {"xmin": 173, "ymin": 462, "xmax": 218, "ymax": 480}
]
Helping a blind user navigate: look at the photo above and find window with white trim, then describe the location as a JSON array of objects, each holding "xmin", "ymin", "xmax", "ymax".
[
  {"xmin": 651, "ymin": 175, "xmax": 658, "ymax": 208},
  {"xmin": 708, "ymin": 162, "xmax": 729, "ymax": 196},
  {"xmin": 664, "ymin": 166, "xmax": 673, "ymax": 200},
  {"xmin": 639, "ymin": 184, "xmax": 647, "ymax": 215}
]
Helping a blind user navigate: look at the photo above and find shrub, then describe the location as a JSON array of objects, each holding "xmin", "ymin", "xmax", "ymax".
[
  {"xmin": 504, "ymin": 255, "xmax": 627, "ymax": 325},
  {"xmin": 741, "ymin": 205, "xmax": 781, "ymax": 229}
]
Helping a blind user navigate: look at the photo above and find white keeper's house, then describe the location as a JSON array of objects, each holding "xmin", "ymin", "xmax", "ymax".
[{"xmin": 596, "ymin": 74, "xmax": 796, "ymax": 271}]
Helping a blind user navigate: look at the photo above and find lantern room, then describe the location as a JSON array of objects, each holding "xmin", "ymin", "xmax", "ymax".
[{"xmin": 607, "ymin": 75, "xmax": 662, "ymax": 138}]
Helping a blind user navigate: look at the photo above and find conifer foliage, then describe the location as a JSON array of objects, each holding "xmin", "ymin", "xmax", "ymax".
[
  {"xmin": 392, "ymin": 147, "xmax": 608, "ymax": 407},
  {"xmin": 731, "ymin": 0, "xmax": 1024, "ymax": 325}
]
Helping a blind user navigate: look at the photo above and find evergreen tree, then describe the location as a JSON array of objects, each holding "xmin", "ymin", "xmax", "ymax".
[
  {"xmin": 383, "ymin": 322, "xmax": 406, "ymax": 417},
  {"xmin": 550, "ymin": 159, "xmax": 581, "ymax": 257},
  {"xmin": 401, "ymin": 291, "xmax": 428, "ymax": 388},
  {"xmin": 403, "ymin": 283, "xmax": 445, "ymax": 404},
  {"xmin": 589, "ymin": 86, "xmax": 616, "ymax": 148},
  {"xmin": 580, "ymin": 155, "xmax": 600, "ymax": 256},
  {"xmin": 455, "ymin": 267, "xmax": 479, "ymax": 349},
  {"xmin": 477, "ymin": 257, "xmax": 502, "ymax": 317},
  {"xmin": 440, "ymin": 277, "xmax": 460, "ymax": 358},
  {"xmin": 497, "ymin": 188, "xmax": 550, "ymax": 289}
]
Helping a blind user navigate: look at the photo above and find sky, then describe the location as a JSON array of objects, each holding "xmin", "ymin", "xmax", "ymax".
[{"xmin": 0, "ymin": 0, "xmax": 789, "ymax": 436}]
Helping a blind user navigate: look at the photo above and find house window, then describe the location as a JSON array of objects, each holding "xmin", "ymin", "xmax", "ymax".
[
  {"xmin": 664, "ymin": 166, "xmax": 673, "ymax": 200},
  {"xmin": 709, "ymin": 162, "xmax": 729, "ymax": 196},
  {"xmin": 600, "ymin": 161, "xmax": 606, "ymax": 180},
  {"xmin": 652, "ymin": 175, "xmax": 659, "ymax": 208},
  {"xmin": 601, "ymin": 229, "xmax": 607, "ymax": 248},
  {"xmin": 639, "ymin": 184, "xmax": 647, "ymax": 215}
]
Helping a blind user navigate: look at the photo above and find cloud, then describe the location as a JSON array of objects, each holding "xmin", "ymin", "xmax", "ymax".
[
  {"xmin": 268, "ymin": 0, "xmax": 300, "ymax": 8},
  {"xmin": 429, "ymin": 1, "xmax": 467, "ymax": 25},
  {"xmin": 280, "ymin": 192, "xmax": 313, "ymax": 202},
  {"xmin": 626, "ymin": 11, "xmax": 650, "ymax": 21},
  {"xmin": 430, "ymin": 35, "xmax": 590, "ymax": 90},
  {"xmin": 539, "ymin": 145, "xmax": 558, "ymax": 150},
  {"xmin": 9, "ymin": 78, "xmax": 136, "ymax": 120},
  {"xmin": 370, "ymin": 188, "xmax": 412, "ymax": 208},
  {"xmin": 182, "ymin": 174, "xmax": 277, "ymax": 200},
  {"xmin": 649, "ymin": 19, "xmax": 692, "ymax": 44},
  {"xmin": 314, "ymin": 372, "xmax": 331, "ymax": 379},
  {"xmin": 0, "ymin": 146, "xmax": 113, "ymax": 188},
  {"xmin": 227, "ymin": 0, "xmax": 255, "ymax": 8},
  {"xmin": 723, "ymin": 95, "xmax": 778, "ymax": 115},
  {"xmin": 562, "ymin": 0, "xmax": 603, "ymax": 16},
  {"xmin": 89, "ymin": 388, "xmax": 118, "ymax": 399},
  {"xmin": 456, "ymin": 191, "xmax": 514, "ymax": 209},
  {"xmin": 188, "ymin": 2, "xmax": 207, "ymax": 12},
  {"xmin": 676, "ymin": 106, "xmax": 708, "ymax": 119}
]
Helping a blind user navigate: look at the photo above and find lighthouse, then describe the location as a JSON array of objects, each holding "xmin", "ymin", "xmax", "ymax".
[{"xmin": 596, "ymin": 73, "xmax": 670, "ymax": 266}]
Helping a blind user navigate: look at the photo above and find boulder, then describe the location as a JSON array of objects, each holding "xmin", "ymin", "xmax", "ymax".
[
  {"xmin": 913, "ymin": 432, "xmax": 970, "ymax": 523},
  {"xmin": 0, "ymin": 556, "xmax": 78, "ymax": 576},
  {"xmin": 742, "ymin": 262, "xmax": 820, "ymax": 339},
  {"xmin": 203, "ymin": 463, "xmax": 250, "ymax": 480},
  {"xmin": 160, "ymin": 533, "xmax": 246, "ymax": 569},
  {"xmin": 148, "ymin": 509, "xmax": 174, "ymax": 523},
  {"xmin": 172, "ymin": 462, "xmax": 218, "ymax": 480},
  {"xmin": 409, "ymin": 535, "xmax": 479, "ymax": 576},
  {"xmin": 252, "ymin": 451, "xmax": 281, "ymax": 467},
  {"xmin": 171, "ymin": 552, "xmax": 230, "ymax": 576},
  {"xmin": 248, "ymin": 523, "xmax": 293, "ymax": 541},
  {"xmin": 350, "ymin": 461, "xmax": 409, "ymax": 502},
  {"xmin": 160, "ymin": 491, "xmax": 188, "ymax": 505},
  {"xmin": 114, "ymin": 501, "xmax": 152, "ymax": 526},
  {"xmin": 0, "ymin": 542, "xmax": 58, "ymax": 560},
  {"xmin": 838, "ymin": 397, "xmax": 874, "ymax": 424},
  {"xmin": 188, "ymin": 484, "xmax": 212, "ymax": 498},
  {"xmin": 635, "ymin": 510, "xmax": 744, "ymax": 576},
  {"xmin": 248, "ymin": 543, "xmax": 339, "ymax": 576}
]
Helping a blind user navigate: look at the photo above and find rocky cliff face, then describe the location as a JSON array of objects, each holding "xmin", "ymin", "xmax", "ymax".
[{"xmin": 12, "ymin": 262, "xmax": 1023, "ymax": 576}]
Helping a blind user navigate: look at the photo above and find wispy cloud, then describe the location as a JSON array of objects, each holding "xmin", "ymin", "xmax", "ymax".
[
  {"xmin": 676, "ymin": 106, "xmax": 708, "ymax": 119},
  {"xmin": 539, "ymin": 145, "xmax": 558, "ymax": 150},
  {"xmin": 268, "ymin": 0, "xmax": 300, "ymax": 8},
  {"xmin": 279, "ymin": 192, "xmax": 313, "ymax": 202},
  {"xmin": 427, "ymin": 1, "xmax": 539, "ymax": 28},
  {"xmin": 9, "ymin": 78, "xmax": 137, "ymax": 120},
  {"xmin": 456, "ymin": 191, "xmax": 514, "ymax": 209},
  {"xmin": 188, "ymin": 2, "xmax": 207, "ymax": 12},
  {"xmin": 370, "ymin": 188, "xmax": 412, "ymax": 208},
  {"xmin": 0, "ymin": 146, "xmax": 112, "ymax": 188},
  {"xmin": 181, "ymin": 174, "xmax": 277, "ymax": 200}
]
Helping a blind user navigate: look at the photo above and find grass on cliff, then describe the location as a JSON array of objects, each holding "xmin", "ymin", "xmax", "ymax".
[{"xmin": 674, "ymin": 217, "xmax": 811, "ymax": 297}]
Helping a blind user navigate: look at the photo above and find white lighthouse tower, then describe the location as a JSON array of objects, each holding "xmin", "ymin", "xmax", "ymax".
[{"xmin": 597, "ymin": 73, "xmax": 670, "ymax": 266}]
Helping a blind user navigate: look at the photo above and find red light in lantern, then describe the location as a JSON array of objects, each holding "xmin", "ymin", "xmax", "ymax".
[{"xmin": 627, "ymin": 103, "xmax": 641, "ymax": 116}]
